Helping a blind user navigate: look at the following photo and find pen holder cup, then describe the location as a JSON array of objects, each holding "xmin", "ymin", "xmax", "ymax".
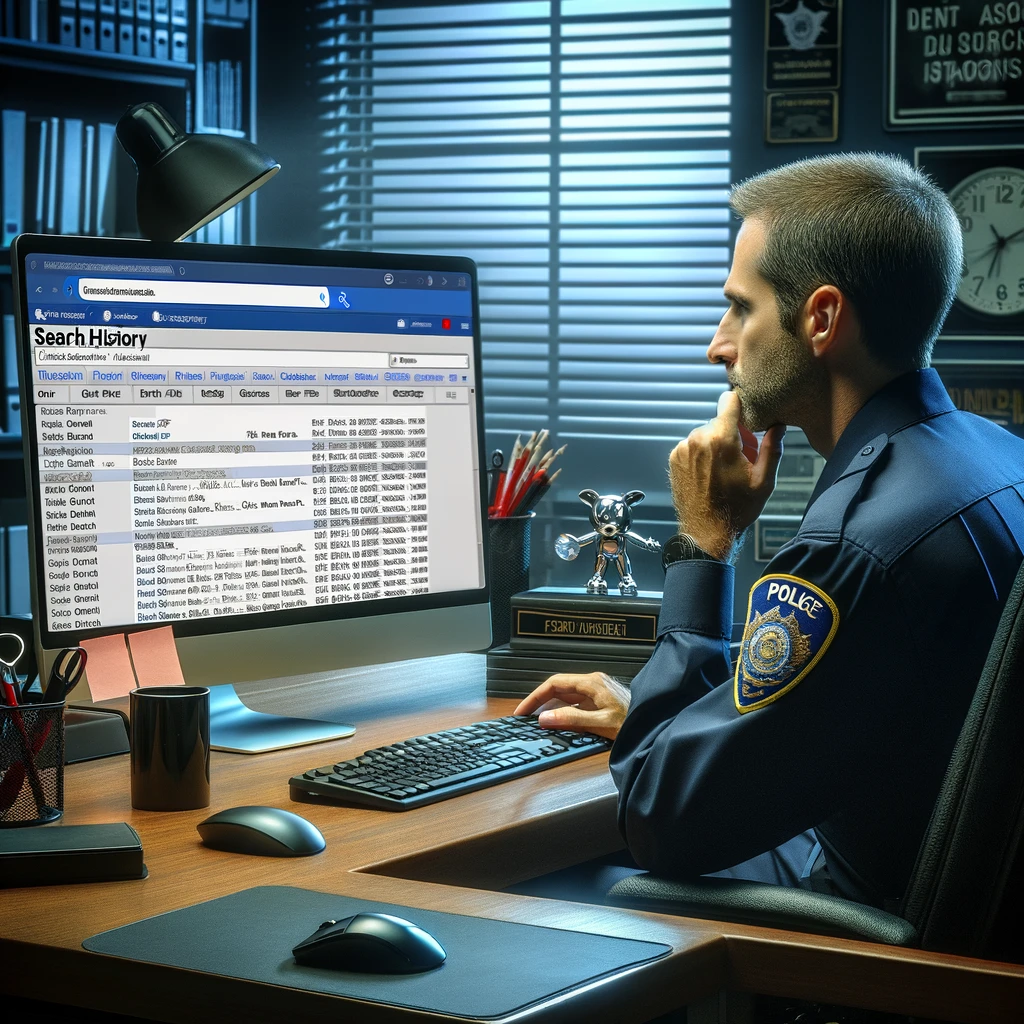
[
  {"xmin": 488, "ymin": 512, "xmax": 534, "ymax": 648},
  {"xmin": 0, "ymin": 702, "xmax": 65, "ymax": 827}
]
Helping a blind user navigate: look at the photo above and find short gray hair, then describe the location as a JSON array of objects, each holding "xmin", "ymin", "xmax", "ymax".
[{"xmin": 730, "ymin": 153, "xmax": 962, "ymax": 370}]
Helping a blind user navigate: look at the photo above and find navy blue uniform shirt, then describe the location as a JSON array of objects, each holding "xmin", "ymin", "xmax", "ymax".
[{"xmin": 609, "ymin": 368, "xmax": 1024, "ymax": 907}]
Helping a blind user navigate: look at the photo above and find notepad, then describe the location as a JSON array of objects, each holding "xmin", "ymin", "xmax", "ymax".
[{"xmin": 127, "ymin": 626, "xmax": 186, "ymax": 688}]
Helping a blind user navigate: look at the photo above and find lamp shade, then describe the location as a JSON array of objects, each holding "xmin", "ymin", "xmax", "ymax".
[{"xmin": 116, "ymin": 102, "xmax": 280, "ymax": 242}]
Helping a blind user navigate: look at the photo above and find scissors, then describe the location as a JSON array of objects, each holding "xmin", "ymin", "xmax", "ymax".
[
  {"xmin": 42, "ymin": 646, "xmax": 88, "ymax": 704},
  {"xmin": 0, "ymin": 632, "xmax": 26, "ymax": 706}
]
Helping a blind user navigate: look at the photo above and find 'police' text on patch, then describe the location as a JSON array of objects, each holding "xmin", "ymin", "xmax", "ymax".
[{"xmin": 734, "ymin": 574, "xmax": 839, "ymax": 713}]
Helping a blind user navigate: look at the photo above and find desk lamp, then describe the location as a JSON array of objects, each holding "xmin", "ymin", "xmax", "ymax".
[{"xmin": 115, "ymin": 101, "xmax": 280, "ymax": 242}]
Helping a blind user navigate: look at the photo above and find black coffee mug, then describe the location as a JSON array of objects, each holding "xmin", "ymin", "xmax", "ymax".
[{"xmin": 130, "ymin": 686, "xmax": 211, "ymax": 811}]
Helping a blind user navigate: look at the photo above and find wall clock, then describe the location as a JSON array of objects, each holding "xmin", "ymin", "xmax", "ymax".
[{"xmin": 916, "ymin": 146, "xmax": 1024, "ymax": 342}]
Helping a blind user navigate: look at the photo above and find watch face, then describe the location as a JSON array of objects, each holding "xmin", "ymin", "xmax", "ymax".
[{"xmin": 951, "ymin": 166, "xmax": 1024, "ymax": 316}]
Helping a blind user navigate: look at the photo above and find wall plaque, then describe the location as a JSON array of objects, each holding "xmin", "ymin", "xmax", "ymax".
[
  {"xmin": 766, "ymin": 0, "xmax": 843, "ymax": 91},
  {"xmin": 766, "ymin": 90, "xmax": 839, "ymax": 142},
  {"xmin": 888, "ymin": 0, "xmax": 1024, "ymax": 127}
]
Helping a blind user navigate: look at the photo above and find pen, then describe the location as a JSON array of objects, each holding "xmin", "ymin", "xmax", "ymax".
[{"xmin": 491, "ymin": 434, "xmax": 521, "ymax": 515}]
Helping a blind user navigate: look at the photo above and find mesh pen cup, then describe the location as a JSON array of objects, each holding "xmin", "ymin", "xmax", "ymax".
[
  {"xmin": 488, "ymin": 513, "xmax": 533, "ymax": 648},
  {"xmin": 0, "ymin": 702, "xmax": 65, "ymax": 827}
]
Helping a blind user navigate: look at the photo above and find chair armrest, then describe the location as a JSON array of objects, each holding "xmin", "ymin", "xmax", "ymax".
[{"xmin": 606, "ymin": 874, "xmax": 919, "ymax": 946}]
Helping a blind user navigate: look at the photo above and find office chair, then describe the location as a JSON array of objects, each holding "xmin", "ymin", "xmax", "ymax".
[{"xmin": 607, "ymin": 559, "xmax": 1024, "ymax": 960}]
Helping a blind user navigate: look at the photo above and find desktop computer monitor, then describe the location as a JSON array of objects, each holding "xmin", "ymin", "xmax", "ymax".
[{"xmin": 11, "ymin": 235, "xmax": 490, "ymax": 698}]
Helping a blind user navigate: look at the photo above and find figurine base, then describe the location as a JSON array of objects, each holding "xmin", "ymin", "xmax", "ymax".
[
  {"xmin": 485, "ymin": 643, "xmax": 653, "ymax": 698},
  {"xmin": 483, "ymin": 587, "xmax": 662, "ymax": 698}
]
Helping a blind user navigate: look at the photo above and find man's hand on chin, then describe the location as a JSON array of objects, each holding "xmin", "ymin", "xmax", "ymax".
[
  {"xmin": 513, "ymin": 672, "xmax": 631, "ymax": 741},
  {"xmin": 669, "ymin": 390, "xmax": 786, "ymax": 561}
]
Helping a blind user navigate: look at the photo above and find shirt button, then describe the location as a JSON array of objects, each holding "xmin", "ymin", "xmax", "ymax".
[{"xmin": 860, "ymin": 445, "xmax": 874, "ymax": 456}]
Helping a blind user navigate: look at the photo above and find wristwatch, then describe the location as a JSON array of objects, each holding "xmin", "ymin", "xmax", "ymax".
[{"xmin": 661, "ymin": 533, "xmax": 719, "ymax": 571}]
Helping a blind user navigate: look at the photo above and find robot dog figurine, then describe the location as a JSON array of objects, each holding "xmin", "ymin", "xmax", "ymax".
[{"xmin": 555, "ymin": 489, "xmax": 661, "ymax": 596}]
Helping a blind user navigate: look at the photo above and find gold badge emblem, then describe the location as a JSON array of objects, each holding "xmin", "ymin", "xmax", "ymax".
[{"xmin": 734, "ymin": 574, "xmax": 839, "ymax": 713}]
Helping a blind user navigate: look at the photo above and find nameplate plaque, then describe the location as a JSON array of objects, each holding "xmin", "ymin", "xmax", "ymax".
[
  {"xmin": 515, "ymin": 608, "xmax": 657, "ymax": 644},
  {"xmin": 509, "ymin": 588, "xmax": 662, "ymax": 651}
]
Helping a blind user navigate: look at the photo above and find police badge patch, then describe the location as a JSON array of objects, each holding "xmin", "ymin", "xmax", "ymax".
[{"xmin": 734, "ymin": 573, "xmax": 839, "ymax": 713}]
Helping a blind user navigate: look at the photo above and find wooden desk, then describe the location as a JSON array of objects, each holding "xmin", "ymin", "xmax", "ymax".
[{"xmin": 1, "ymin": 654, "xmax": 1022, "ymax": 1023}]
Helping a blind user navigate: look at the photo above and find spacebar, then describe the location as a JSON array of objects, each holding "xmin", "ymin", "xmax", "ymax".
[{"xmin": 427, "ymin": 763, "xmax": 506, "ymax": 789}]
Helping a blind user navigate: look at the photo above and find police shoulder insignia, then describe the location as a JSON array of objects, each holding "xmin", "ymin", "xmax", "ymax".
[{"xmin": 734, "ymin": 574, "xmax": 839, "ymax": 713}]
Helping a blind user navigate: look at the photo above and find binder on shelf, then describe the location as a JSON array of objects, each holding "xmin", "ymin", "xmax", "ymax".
[
  {"xmin": 170, "ymin": 26, "xmax": 185, "ymax": 62},
  {"xmin": 58, "ymin": 0, "xmax": 75, "ymax": 7},
  {"xmin": 153, "ymin": 0, "xmax": 166, "ymax": 23},
  {"xmin": 60, "ymin": 117, "xmax": 82, "ymax": 235},
  {"xmin": 98, "ymin": 17, "xmax": 114, "ymax": 51},
  {"xmin": 203, "ymin": 60, "xmax": 215, "ymax": 126},
  {"xmin": 169, "ymin": 0, "xmax": 185, "ymax": 25},
  {"xmin": 20, "ymin": 0, "xmax": 50, "ymax": 41},
  {"xmin": 58, "ymin": 13, "xmax": 74, "ymax": 45},
  {"xmin": 101, "ymin": 0, "xmax": 116, "ymax": 14},
  {"xmin": 83, "ymin": 122, "xmax": 95, "ymax": 234},
  {"xmin": 96, "ymin": 121, "xmax": 116, "ymax": 236},
  {"xmin": 45, "ymin": 115, "xmax": 58, "ymax": 231},
  {"xmin": 136, "ymin": 0, "xmax": 151, "ymax": 19},
  {"xmin": 117, "ymin": 19, "xmax": 132, "ymax": 53},
  {"xmin": 26, "ymin": 115, "xmax": 47, "ymax": 232},
  {"xmin": 153, "ymin": 24, "xmax": 167, "ymax": 59},
  {"xmin": 234, "ymin": 60, "xmax": 242, "ymax": 130},
  {"xmin": 3, "ymin": 313, "xmax": 16, "ymax": 391},
  {"xmin": 1, "ymin": 108, "xmax": 26, "ymax": 245},
  {"xmin": 3, "ymin": 1, "xmax": 15, "ymax": 40},
  {"xmin": 79, "ymin": 0, "xmax": 97, "ymax": 9},
  {"xmin": 117, "ymin": 0, "xmax": 131, "ymax": 14},
  {"xmin": 227, "ymin": 0, "xmax": 248, "ymax": 20},
  {"xmin": 206, "ymin": 0, "xmax": 227, "ymax": 15},
  {"xmin": 78, "ymin": 16, "xmax": 96, "ymax": 49},
  {"xmin": 135, "ymin": 20, "xmax": 149, "ymax": 56}
]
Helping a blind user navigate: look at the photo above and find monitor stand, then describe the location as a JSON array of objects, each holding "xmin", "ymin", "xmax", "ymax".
[{"xmin": 208, "ymin": 684, "xmax": 355, "ymax": 754}]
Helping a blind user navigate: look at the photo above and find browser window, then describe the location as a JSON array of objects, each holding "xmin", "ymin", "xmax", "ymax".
[{"xmin": 23, "ymin": 252, "xmax": 483, "ymax": 635}]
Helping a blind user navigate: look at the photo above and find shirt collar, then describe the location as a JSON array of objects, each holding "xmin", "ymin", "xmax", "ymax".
[{"xmin": 805, "ymin": 367, "xmax": 955, "ymax": 511}]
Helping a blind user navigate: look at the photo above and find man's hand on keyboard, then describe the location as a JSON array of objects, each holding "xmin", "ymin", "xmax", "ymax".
[{"xmin": 513, "ymin": 672, "xmax": 631, "ymax": 740}]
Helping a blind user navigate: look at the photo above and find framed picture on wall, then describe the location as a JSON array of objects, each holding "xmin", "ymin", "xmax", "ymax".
[
  {"xmin": 887, "ymin": 0, "xmax": 1024, "ymax": 128},
  {"xmin": 916, "ymin": 145, "xmax": 1024, "ymax": 343}
]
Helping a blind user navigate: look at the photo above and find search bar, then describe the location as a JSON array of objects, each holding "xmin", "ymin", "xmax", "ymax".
[
  {"xmin": 77, "ymin": 279, "xmax": 331, "ymax": 308},
  {"xmin": 35, "ymin": 348, "xmax": 390, "ymax": 367}
]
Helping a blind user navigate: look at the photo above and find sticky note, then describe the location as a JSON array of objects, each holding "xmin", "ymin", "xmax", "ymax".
[
  {"xmin": 127, "ymin": 626, "xmax": 186, "ymax": 687},
  {"xmin": 80, "ymin": 633, "xmax": 138, "ymax": 703}
]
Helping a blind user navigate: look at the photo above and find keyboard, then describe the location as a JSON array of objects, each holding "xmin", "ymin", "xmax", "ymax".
[{"xmin": 288, "ymin": 714, "xmax": 612, "ymax": 810}]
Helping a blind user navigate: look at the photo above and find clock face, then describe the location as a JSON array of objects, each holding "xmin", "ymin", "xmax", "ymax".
[{"xmin": 950, "ymin": 166, "xmax": 1024, "ymax": 317}]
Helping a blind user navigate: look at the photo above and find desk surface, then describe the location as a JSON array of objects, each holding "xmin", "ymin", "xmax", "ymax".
[{"xmin": 1, "ymin": 653, "xmax": 1022, "ymax": 1023}]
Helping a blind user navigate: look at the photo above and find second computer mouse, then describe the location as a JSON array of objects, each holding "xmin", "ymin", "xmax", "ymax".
[
  {"xmin": 196, "ymin": 805, "xmax": 326, "ymax": 857},
  {"xmin": 292, "ymin": 913, "xmax": 447, "ymax": 974}
]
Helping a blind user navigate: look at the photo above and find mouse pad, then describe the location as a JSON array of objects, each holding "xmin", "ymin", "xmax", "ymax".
[{"xmin": 83, "ymin": 885, "xmax": 672, "ymax": 1019}]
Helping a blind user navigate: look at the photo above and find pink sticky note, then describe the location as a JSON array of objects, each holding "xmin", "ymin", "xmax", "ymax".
[
  {"xmin": 80, "ymin": 633, "xmax": 138, "ymax": 703},
  {"xmin": 127, "ymin": 626, "xmax": 186, "ymax": 688}
]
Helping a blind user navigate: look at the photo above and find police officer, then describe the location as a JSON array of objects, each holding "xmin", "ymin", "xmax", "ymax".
[{"xmin": 515, "ymin": 153, "xmax": 1024, "ymax": 909}]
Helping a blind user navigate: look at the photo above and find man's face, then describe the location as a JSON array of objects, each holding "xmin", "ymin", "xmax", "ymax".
[{"xmin": 707, "ymin": 218, "xmax": 820, "ymax": 432}]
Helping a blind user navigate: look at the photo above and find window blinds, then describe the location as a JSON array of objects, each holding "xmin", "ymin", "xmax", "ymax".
[{"xmin": 317, "ymin": 0, "xmax": 731, "ymax": 504}]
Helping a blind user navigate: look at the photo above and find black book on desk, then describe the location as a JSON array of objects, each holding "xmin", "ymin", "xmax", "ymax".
[{"xmin": 486, "ymin": 587, "xmax": 660, "ymax": 697}]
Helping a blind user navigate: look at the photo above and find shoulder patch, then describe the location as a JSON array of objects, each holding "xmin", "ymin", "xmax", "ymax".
[{"xmin": 734, "ymin": 574, "xmax": 839, "ymax": 713}]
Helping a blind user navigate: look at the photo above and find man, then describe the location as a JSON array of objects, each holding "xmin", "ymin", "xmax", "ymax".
[{"xmin": 514, "ymin": 153, "xmax": 1024, "ymax": 909}]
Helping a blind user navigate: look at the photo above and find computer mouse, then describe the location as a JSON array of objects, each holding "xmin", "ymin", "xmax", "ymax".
[
  {"xmin": 196, "ymin": 805, "xmax": 326, "ymax": 857},
  {"xmin": 292, "ymin": 913, "xmax": 446, "ymax": 974}
]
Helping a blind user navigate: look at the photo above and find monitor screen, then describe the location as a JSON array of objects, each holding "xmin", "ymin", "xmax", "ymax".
[{"xmin": 12, "ymin": 235, "xmax": 490, "ymax": 683}]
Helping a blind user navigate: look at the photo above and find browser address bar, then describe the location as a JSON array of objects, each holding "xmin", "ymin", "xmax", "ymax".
[{"xmin": 77, "ymin": 279, "xmax": 331, "ymax": 308}]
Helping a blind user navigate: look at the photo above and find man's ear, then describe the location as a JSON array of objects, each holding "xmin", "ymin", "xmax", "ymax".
[
  {"xmin": 801, "ymin": 284, "xmax": 844, "ymax": 357},
  {"xmin": 578, "ymin": 488, "xmax": 599, "ymax": 507}
]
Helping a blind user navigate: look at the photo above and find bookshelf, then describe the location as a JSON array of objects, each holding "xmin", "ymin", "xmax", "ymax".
[
  {"xmin": 0, "ymin": 1, "xmax": 259, "ymax": 611},
  {"xmin": 0, "ymin": 0, "xmax": 259, "ymax": 246}
]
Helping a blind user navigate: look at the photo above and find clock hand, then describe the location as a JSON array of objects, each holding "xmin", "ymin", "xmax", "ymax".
[{"xmin": 991, "ymin": 224, "xmax": 1006, "ymax": 245}]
